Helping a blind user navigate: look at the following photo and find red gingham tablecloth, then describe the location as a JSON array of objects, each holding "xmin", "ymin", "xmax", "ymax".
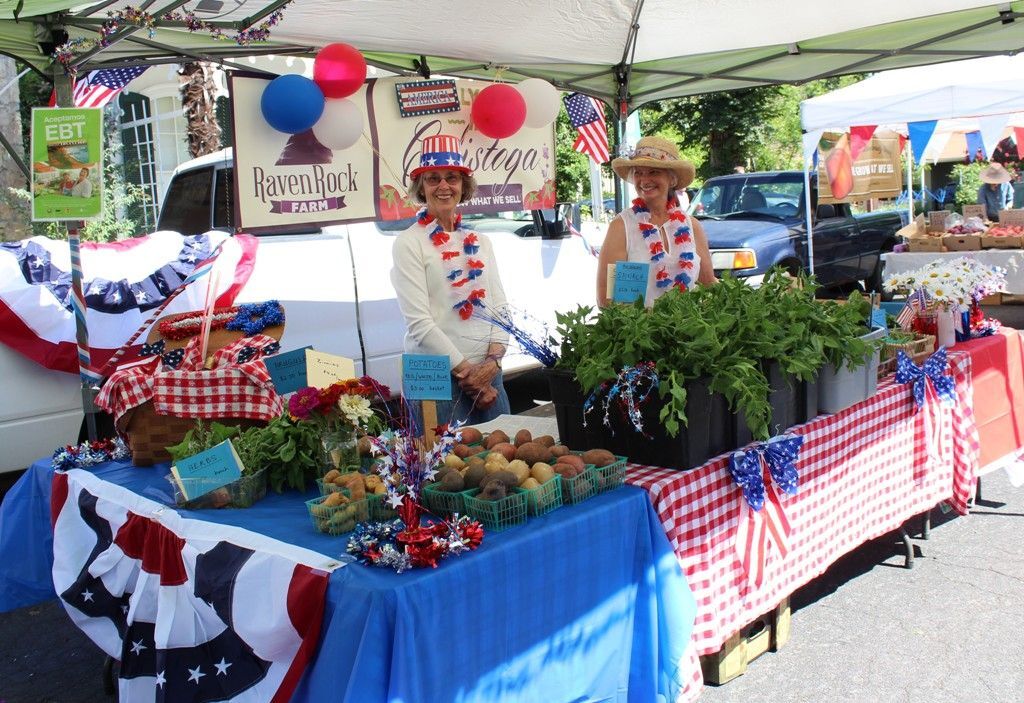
[{"xmin": 627, "ymin": 352, "xmax": 980, "ymax": 700}]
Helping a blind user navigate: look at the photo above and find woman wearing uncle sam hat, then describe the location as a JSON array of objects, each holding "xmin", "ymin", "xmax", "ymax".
[
  {"xmin": 391, "ymin": 135, "xmax": 511, "ymax": 426},
  {"xmin": 598, "ymin": 136, "xmax": 717, "ymax": 307}
]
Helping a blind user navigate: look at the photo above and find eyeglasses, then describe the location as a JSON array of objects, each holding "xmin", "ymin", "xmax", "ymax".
[{"xmin": 423, "ymin": 173, "xmax": 462, "ymax": 186}]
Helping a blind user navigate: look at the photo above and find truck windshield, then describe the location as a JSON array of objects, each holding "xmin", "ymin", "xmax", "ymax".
[{"xmin": 691, "ymin": 174, "xmax": 804, "ymax": 219}]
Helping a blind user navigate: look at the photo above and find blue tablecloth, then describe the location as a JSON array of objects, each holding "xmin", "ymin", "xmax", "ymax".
[{"xmin": 1, "ymin": 459, "xmax": 696, "ymax": 702}]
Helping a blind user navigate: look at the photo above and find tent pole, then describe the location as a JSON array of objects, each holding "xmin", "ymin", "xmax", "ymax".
[
  {"xmin": 906, "ymin": 140, "xmax": 914, "ymax": 224},
  {"xmin": 803, "ymin": 155, "xmax": 815, "ymax": 275}
]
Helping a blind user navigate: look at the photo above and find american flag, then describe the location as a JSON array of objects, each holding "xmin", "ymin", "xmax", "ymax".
[
  {"xmin": 49, "ymin": 66, "xmax": 149, "ymax": 108},
  {"xmin": 896, "ymin": 291, "xmax": 925, "ymax": 330},
  {"xmin": 563, "ymin": 93, "xmax": 609, "ymax": 164}
]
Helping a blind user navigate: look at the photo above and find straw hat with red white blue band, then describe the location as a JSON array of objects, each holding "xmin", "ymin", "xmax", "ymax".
[
  {"xmin": 611, "ymin": 136, "xmax": 695, "ymax": 188},
  {"xmin": 410, "ymin": 135, "xmax": 473, "ymax": 178}
]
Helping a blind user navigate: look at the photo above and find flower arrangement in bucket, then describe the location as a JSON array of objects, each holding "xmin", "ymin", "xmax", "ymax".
[
  {"xmin": 884, "ymin": 257, "xmax": 1008, "ymax": 344},
  {"xmin": 344, "ymin": 417, "xmax": 485, "ymax": 572},
  {"xmin": 287, "ymin": 376, "xmax": 390, "ymax": 473}
]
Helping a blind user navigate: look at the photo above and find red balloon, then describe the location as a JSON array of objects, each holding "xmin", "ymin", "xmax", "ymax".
[
  {"xmin": 313, "ymin": 43, "xmax": 367, "ymax": 99},
  {"xmin": 471, "ymin": 84, "xmax": 527, "ymax": 139}
]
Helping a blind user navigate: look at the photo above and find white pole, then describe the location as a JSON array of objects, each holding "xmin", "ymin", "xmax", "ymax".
[
  {"xmin": 906, "ymin": 140, "xmax": 914, "ymax": 225},
  {"xmin": 803, "ymin": 154, "xmax": 815, "ymax": 275}
]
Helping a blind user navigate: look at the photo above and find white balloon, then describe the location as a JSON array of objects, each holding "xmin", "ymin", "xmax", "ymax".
[
  {"xmin": 311, "ymin": 98, "xmax": 364, "ymax": 151},
  {"xmin": 516, "ymin": 78, "xmax": 560, "ymax": 129}
]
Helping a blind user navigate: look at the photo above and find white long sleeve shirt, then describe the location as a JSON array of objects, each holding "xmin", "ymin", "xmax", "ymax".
[{"xmin": 390, "ymin": 222, "xmax": 510, "ymax": 368}]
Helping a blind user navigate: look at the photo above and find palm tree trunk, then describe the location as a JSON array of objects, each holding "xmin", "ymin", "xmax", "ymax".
[{"xmin": 179, "ymin": 62, "xmax": 221, "ymax": 159}]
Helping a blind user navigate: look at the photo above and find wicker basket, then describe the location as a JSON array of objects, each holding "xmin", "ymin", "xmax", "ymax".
[{"xmin": 877, "ymin": 333, "xmax": 936, "ymax": 378}]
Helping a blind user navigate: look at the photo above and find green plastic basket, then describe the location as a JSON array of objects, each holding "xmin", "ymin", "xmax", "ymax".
[
  {"xmin": 560, "ymin": 466, "xmax": 597, "ymax": 504},
  {"xmin": 422, "ymin": 481, "xmax": 467, "ymax": 517},
  {"xmin": 521, "ymin": 475, "xmax": 563, "ymax": 516},
  {"xmin": 463, "ymin": 487, "xmax": 528, "ymax": 531},
  {"xmin": 305, "ymin": 491, "xmax": 372, "ymax": 535},
  {"xmin": 174, "ymin": 469, "xmax": 268, "ymax": 510},
  {"xmin": 588, "ymin": 455, "xmax": 628, "ymax": 493}
]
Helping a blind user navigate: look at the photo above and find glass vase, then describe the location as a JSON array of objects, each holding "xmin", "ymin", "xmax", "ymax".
[
  {"xmin": 320, "ymin": 427, "xmax": 359, "ymax": 474},
  {"xmin": 936, "ymin": 308, "xmax": 956, "ymax": 349}
]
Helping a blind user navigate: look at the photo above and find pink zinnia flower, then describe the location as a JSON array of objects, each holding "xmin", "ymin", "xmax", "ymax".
[{"xmin": 288, "ymin": 386, "xmax": 321, "ymax": 420}]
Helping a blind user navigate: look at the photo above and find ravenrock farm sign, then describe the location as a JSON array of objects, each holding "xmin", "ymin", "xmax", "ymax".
[{"xmin": 231, "ymin": 75, "xmax": 555, "ymax": 234}]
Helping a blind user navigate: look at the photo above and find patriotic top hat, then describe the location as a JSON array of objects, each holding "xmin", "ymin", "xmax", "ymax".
[{"xmin": 409, "ymin": 135, "xmax": 473, "ymax": 178}]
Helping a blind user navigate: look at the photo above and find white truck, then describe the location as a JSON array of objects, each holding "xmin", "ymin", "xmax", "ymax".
[{"xmin": 0, "ymin": 149, "xmax": 597, "ymax": 474}]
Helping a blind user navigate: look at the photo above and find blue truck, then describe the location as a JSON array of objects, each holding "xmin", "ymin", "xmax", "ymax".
[{"xmin": 692, "ymin": 171, "xmax": 904, "ymax": 290}]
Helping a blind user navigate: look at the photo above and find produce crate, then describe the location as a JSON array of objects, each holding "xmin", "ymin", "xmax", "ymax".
[
  {"xmin": 571, "ymin": 451, "xmax": 628, "ymax": 493},
  {"xmin": 306, "ymin": 491, "xmax": 373, "ymax": 535},
  {"xmin": 700, "ymin": 597, "xmax": 790, "ymax": 685},
  {"xmin": 173, "ymin": 468, "xmax": 267, "ymax": 510},
  {"xmin": 980, "ymin": 235, "xmax": 1023, "ymax": 249},
  {"xmin": 561, "ymin": 467, "xmax": 597, "ymax": 504},
  {"xmin": 421, "ymin": 481, "xmax": 467, "ymax": 517},
  {"xmin": 369, "ymin": 493, "xmax": 399, "ymax": 522},
  {"xmin": 942, "ymin": 234, "xmax": 981, "ymax": 251},
  {"xmin": 520, "ymin": 475, "xmax": 563, "ymax": 516},
  {"xmin": 1002, "ymin": 294, "xmax": 1024, "ymax": 305},
  {"xmin": 906, "ymin": 237, "xmax": 943, "ymax": 253},
  {"xmin": 979, "ymin": 293, "xmax": 1003, "ymax": 305},
  {"xmin": 462, "ymin": 488, "xmax": 528, "ymax": 531}
]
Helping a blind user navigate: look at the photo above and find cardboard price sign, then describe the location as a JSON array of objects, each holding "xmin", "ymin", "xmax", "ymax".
[
  {"xmin": 999, "ymin": 209, "xmax": 1024, "ymax": 225},
  {"xmin": 927, "ymin": 210, "xmax": 952, "ymax": 232},
  {"xmin": 962, "ymin": 204, "xmax": 986, "ymax": 221}
]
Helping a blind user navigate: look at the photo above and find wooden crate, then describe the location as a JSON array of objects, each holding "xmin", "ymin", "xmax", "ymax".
[
  {"xmin": 943, "ymin": 234, "xmax": 981, "ymax": 251},
  {"xmin": 979, "ymin": 293, "xmax": 1003, "ymax": 306},
  {"xmin": 700, "ymin": 597, "xmax": 790, "ymax": 685}
]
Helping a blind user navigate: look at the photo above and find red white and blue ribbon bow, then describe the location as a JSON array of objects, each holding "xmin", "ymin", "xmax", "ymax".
[
  {"xmin": 728, "ymin": 433, "xmax": 803, "ymax": 588},
  {"xmin": 895, "ymin": 347, "xmax": 957, "ymax": 412}
]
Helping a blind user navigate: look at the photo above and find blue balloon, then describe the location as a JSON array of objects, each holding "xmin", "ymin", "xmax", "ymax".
[{"xmin": 260, "ymin": 74, "xmax": 325, "ymax": 134}]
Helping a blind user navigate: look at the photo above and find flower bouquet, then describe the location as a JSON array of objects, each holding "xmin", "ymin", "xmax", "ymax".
[{"xmin": 287, "ymin": 376, "xmax": 389, "ymax": 473}]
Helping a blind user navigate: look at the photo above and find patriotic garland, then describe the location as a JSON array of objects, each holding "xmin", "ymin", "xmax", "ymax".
[
  {"xmin": 52, "ymin": 438, "xmax": 130, "ymax": 471},
  {"xmin": 472, "ymin": 304, "xmax": 559, "ymax": 368},
  {"xmin": 582, "ymin": 362, "xmax": 660, "ymax": 436},
  {"xmin": 345, "ymin": 515, "xmax": 484, "ymax": 573},
  {"xmin": 156, "ymin": 301, "xmax": 283, "ymax": 340},
  {"xmin": 631, "ymin": 196, "xmax": 697, "ymax": 291},
  {"xmin": 417, "ymin": 209, "xmax": 487, "ymax": 321}
]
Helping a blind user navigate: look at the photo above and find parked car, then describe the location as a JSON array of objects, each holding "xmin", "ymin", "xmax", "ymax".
[
  {"xmin": 690, "ymin": 171, "xmax": 903, "ymax": 290},
  {"xmin": 0, "ymin": 149, "xmax": 597, "ymax": 474}
]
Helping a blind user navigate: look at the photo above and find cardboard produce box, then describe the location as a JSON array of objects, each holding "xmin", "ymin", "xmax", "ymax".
[
  {"xmin": 980, "ymin": 234, "xmax": 1023, "ymax": 249},
  {"xmin": 943, "ymin": 234, "xmax": 982, "ymax": 251},
  {"xmin": 907, "ymin": 236, "xmax": 944, "ymax": 252}
]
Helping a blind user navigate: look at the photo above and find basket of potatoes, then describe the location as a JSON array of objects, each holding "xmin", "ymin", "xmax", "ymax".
[
  {"xmin": 477, "ymin": 428, "xmax": 590, "ymax": 508},
  {"xmin": 306, "ymin": 489, "xmax": 374, "ymax": 535},
  {"xmin": 573, "ymin": 450, "xmax": 627, "ymax": 493}
]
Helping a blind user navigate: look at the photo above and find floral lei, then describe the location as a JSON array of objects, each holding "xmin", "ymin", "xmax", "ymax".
[
  {"xmin": 632, "ymin": 197, "xmax": 697, "ymax": 291},
  {"xmin": 418, "ymin": 209, "xmax": 486, "ymax": 320}
]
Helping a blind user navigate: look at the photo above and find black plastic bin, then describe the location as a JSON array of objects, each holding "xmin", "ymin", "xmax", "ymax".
[{"xmin": 544, "ymin": 367, "xmax": 607, "ymax": 450}]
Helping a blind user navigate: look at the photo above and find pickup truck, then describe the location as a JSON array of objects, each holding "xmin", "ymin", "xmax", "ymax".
[
  {"xmin": 0, "ymin": 149, "xmax": 597, "ymax": 474},
  {"xmin": 691, "ymin": 171, "xmax": 904, "ymax": 290}
]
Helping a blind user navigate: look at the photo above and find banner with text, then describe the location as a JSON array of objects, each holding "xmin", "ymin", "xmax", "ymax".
[
  {"xmin": 817, "ymin": 129, "xmax": 903, "ymax": 204},
  {"xmin": 230, "ymin": 75, "xmax": 555, "ymax": 233}
]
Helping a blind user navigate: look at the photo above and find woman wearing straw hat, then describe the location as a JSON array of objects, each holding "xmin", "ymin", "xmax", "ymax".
[
  {"xmin": 598, "ymin": 136, "xmax": 717, "ymax": 306},
  {"xmin": 391, "ymin": 134, "xmax": 511, "ymax": 425},
  {"xmin": 976, "ymin": 162, "xmax": 1014, "ymax": 221}
]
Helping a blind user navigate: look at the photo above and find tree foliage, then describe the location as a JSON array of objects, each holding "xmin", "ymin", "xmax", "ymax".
[{"xmin": 554, "ymin": 104, "xmax": 610, "ymax": 203}]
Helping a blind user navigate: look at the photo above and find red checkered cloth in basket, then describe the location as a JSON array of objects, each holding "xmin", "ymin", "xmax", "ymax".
[
  {"xmin": 627, "ymin": 352, "xmax": 979, "ymax": 702},
  {"xmin": 96, "ymin": 334, "xmax": 283, "ymax": 422}
]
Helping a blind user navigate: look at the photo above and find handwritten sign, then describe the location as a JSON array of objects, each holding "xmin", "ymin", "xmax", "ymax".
[
  {"xmin": 962, "ymin": 204, "xmax": 986, "ymax": 221},
  {"xmin": 927, "ymin": 210, "xmax": 951, "ymax": 232},
  {"xmin": 612, "ymin": 261, "xmax": 650, "ymax": 304},
  {"xmin": 870, "ymin": 307, "xmax": 888, "ymax": 330},
  {"xmin": 999, "ymin": 209, "xmax": 1024, "ymax": 225},
  {"xmin": 264, "ymin": 345, "xmax": 312, "ymax": 394},
  {"xmin": 402, "ymin": 354, "xmax": 451, "ymax": 400},
  {"xmin": 306, "ymin": 349, "xmax": 356, "ymax": 388},
  {"xmin": 170, "ymin": 440, "xmax": 243, "ymax": 500}
]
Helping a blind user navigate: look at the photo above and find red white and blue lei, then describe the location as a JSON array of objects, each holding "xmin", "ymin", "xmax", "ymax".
[
  {"xmin": 631, "ymin": 196, "xmax": 697, "ymax": 291},
  {"xmin": 418, "ymin": 208, "xmax": 486, "ymax": 320}
]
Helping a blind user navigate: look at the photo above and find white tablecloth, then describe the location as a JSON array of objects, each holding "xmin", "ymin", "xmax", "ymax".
[{"xmin": 883, "ymin": 250, "xmax": 1024, "ymax": 293}]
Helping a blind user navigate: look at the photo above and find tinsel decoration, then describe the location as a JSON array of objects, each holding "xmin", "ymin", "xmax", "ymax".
[
  {"xmin": 368, "ymin": 421, "xmax": 461, "ymax": 507},
  {"xmin": 582, "ymin": 362, "xmax": 659, "ymax": 437},
  {"xmin": 224, "ymin": 300, "xmax": 285, "ymax": 336},
  {"xmin": 472, "ymin": 304, "xmax": 559, "ymax": 368},
  {"xmin": 52, "ymin": 438, "xmax": 131, "ymax": 471},
  {"xmin": 346, "ymin": 515, "xmax": 484, "ymax": 573}
]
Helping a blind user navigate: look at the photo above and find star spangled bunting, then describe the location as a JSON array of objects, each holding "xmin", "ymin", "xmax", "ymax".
[
  {"xmin": 895, "ymin": 347, "xmax": 957, "ymax": 411},
  {"xmin": 563, "ymin": 93, "xmax": 609, "ymax": 164}
]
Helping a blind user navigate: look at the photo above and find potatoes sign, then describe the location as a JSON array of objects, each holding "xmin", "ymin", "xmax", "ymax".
[{"xmin": 231, "ymin": 75, "xmax": 555, "ymax": 233}]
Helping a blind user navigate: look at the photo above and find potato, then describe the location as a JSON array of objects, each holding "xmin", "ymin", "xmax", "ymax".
[
  {"xmin": 357, "ymin": 435, "xmax": 373, "ymax": 456},
  {"xmin": 515, "ymin": 441, "xmax": 551, "ymax": 465},
  {"xmin": 444, "ymin": 453, "xmax": 466, "ymax": 470},
  {"xmin": 513, "ymin": 429, "xmax": 533, "ymax": 447},
  {"xmin": 481, "ymin": 469, "xmax": 519, "ymax": 491},
  {"xmin": 440, "ymin": 470, "xmax": 465, "ymax": 492},
  {"xmin": 338, "ymin": 472, "xmax": 365, "ymax": 501},
  {"xmin": 549, "ymin": 444, "xmax": 570, "ymax": 457},
  {"xmin": 364, "ymin": 474, "xmax": 384, "ymax": 491},
  {"xmin": 467, "ymin": 455, "xmax": 486, "ymax": 472},
  {"xmin": 483, "ymin": 429, "xmax": 509, "ymax": 449},
  {"xmin": 520, "ymin": 477, "xmax": 541, "ymax": 490},
  {"xmin": 489, "ymin": 442, "xmax": 517, "ymax": 461},
  {"xmin": 534, "ymin": 434, "xmax": 556, "ymax": 448},
  {"xmin": 323, "ymin": 469, "xmax": 341, "ymax": 483},
  {"xmin": 484, "ymin": 452, "xmax": 509, "ymax": 469},
  {"xmin": 555, "ymin": 454, "xmax": 586, "ymax": 473},
  {"xmin": 530, "ymin": 462, "xmax": 555, "ymax": 484},
  {"xmin": 478, "ymin": 481, "xmax": 507, "ymax": 501},
  {"xmin": 506, "ymin": 459, "xmax": 530, "ymax": 484},
  {"xmin": 581, "ymin": 449, "xmax": 616, "ymax": 468},
  {"xmin": 453, "ymin": 443, "xmax": 474, "ymax": 458},
  {"xmin": 323, "ymin": 491, "xmax": 346, "ymax": 507},
  {"xmin": 460, "ymin": 427, "xmax": 483, "ymax": 444},
  {"xmin": 552, "ymin": 462, "xmax": 580, "ymax": 478},
  {"xmin": 463, "ymin": 463, "xmax": 488, "ymax": 489}
]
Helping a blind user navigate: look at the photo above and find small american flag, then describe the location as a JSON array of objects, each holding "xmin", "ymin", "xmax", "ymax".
[
  {"xmin": 563, "ymin": 93, "xmax": 609, "ymax": 164},
  {"xmin": 896, "ymin": 292, "xmax": 924, "ymax": 330},
  {"xmin": 49, "ymin": 66, "xmax": 149, "ymax": 108}
]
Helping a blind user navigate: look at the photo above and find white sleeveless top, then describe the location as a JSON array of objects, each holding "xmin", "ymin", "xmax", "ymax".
[{"xmin": 618, "ymin": 205, "xmax": 701, "ymax": 304}]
